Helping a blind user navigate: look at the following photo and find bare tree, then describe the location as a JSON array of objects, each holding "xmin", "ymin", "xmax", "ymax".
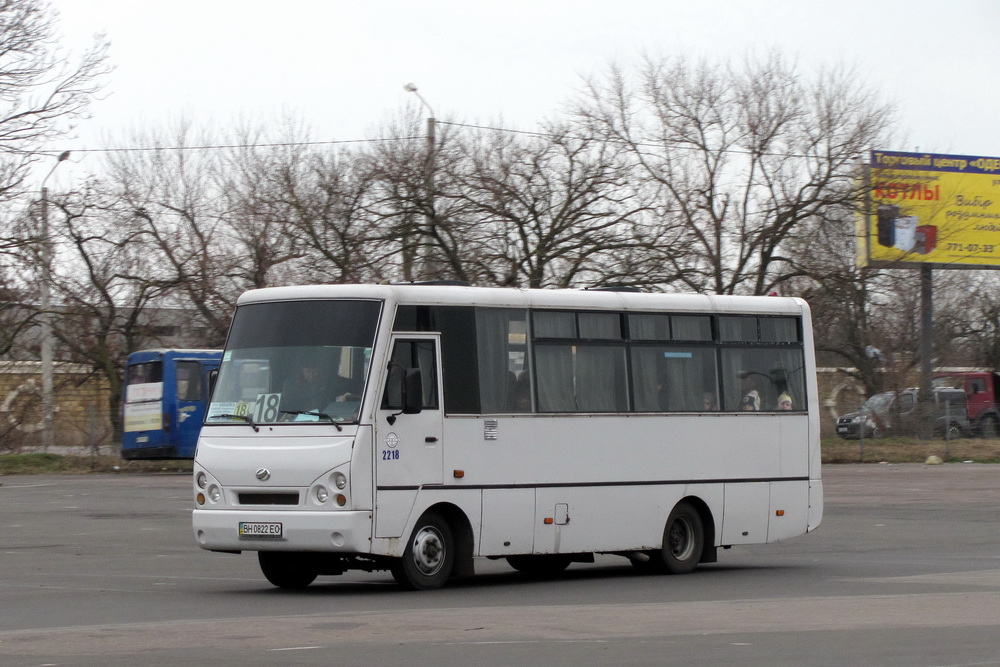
[
  {"xmin": 0, "ymin": 0, "xmax": 109, "ymax": 205},
  {"xmin": 0, "ymin": 0, "xmax": 109, "ymax": 365},
  {"xmin": 574, "ymin": 52, "xmax": 895, "ymax": 295},
  {"xmin": 787, "ymin": 206, "xmax": 888, "ymax": 395},
  {"xmin": 211, "ymin": 124, "xmax": 313, "ymax": 289},
  {"xmin": 362, "ymin": 109, "xmax": 473, "ymax": 282},
  {"xmin": 450, "ymin": 122, "xmax": 647, "ymax": 288},
  {"xmin": 101, "ymin": 122, "xmax": 246, "ymax": 345},
  {"xmin": 940, "ymin": 272, "xmax": 1000, "ymax": 372},
  {"xmin": 17, "ymin": 182, "xmax": 176, "ymax": 439},
  {"xmin": 248, "ymin": 135, "xmax": 386, "ymax": 284}
]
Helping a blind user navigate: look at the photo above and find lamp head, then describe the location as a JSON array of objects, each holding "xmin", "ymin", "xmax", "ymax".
[{"xmin": 403, "ymin": 82, "xmax": 418, "ymax": 93}]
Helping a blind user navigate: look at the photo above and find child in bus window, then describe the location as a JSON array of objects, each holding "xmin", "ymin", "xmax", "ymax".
[{"xmin": 740, "ymin": 390, "xmax": 760, "ymax": 411}]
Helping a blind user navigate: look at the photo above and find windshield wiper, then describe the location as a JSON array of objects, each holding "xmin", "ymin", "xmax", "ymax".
[
  {"xmin": 281, "ymin": 410, "xmax": 343, "ymax": 431},
  {"xmin": 209, "ymin": 413, "xmax": 259, "ymax": 432}
]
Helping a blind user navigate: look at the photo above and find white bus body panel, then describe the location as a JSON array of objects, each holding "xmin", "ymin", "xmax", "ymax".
[
  {"xmin": 194, "ymin": 428, "xmax": 359, "ymax": 490},
  {"xmin": 194, "ymin": 509, "xmax": 373, "ymax": 552},
  {"xmin": 481, "ymin": 488, "xmax": 534, "ymax": 554}
]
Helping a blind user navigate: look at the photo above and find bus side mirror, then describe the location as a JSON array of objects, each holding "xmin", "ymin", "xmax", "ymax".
[
  {"xmin": 208, "ymin": 369, "xmax": 219, "ymax": 399},
  {"xmin": 403, "ymin": 368, "xmax": 423, "ymax": 415}
]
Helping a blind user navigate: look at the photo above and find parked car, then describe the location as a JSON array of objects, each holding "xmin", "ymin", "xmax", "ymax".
[{"xmin": 836, "ymin": 387, "xmax": 969, "ymax": 440}]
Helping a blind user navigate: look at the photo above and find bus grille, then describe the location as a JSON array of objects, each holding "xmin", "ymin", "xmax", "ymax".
[{"xmin": 238, "ymin": 493, "xmax": 299, "ymax": 505}]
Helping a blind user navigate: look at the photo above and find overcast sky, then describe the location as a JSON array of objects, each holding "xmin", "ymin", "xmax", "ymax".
[{"xmin": 48, "ymin": 0, "xmax": 1000, "ymax": 171}]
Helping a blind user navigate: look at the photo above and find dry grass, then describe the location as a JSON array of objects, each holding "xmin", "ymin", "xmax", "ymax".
[
  {"xmin": 821, "ymin": 436, "xmax": 1000, "ymax": 464},
  {"xmin": 0, "ymin": 453, "xmax": 192, "ymax": 475}
]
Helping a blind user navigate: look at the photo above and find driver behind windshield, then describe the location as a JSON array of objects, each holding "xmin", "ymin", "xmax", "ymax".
[{"xmin": 280, "ymin": 360, "xmax": 361, "ymax": 417}]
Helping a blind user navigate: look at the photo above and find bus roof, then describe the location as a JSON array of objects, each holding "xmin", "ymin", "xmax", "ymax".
[
  {"xmin": 236, "ymin": 284, "xmax": 808, "ymax": 316},
  {"xmin": 127, "ymin": 349, "xmax": 222, "ymax": 363}
]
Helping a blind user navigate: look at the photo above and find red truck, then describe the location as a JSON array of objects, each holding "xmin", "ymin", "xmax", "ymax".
[{"xmin": 933, "ymin": 371, "xmax": 1000, "ymax": 438}]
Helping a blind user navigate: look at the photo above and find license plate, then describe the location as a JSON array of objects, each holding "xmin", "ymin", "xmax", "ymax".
[
  {"xmin": 239, "ymin": 522, "xmax": 283, "ymax": 537},
  {"xmin": 837, "ymin": 427, "xmax": 847, "ymax": 433}
]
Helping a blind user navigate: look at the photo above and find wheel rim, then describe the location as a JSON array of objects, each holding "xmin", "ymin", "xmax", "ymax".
[
  {"xmin": 410, "ymin": 525, "xmax": 445, "ymax": 576},
  {"xmin": 668, "ymin": 515, "xmax": 696, "ymax": 561}
]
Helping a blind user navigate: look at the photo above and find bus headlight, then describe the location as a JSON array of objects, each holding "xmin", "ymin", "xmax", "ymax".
[
  {"xmin": 314, "ymin": 486, "xmax": 330, "ymax": 503},
  {"xmin": 196, "ymin": 472, "xmax": 208, "ymax": 489},
  {"xmin": 332, "ymin": 472, "xmax": 348, "ymax": 490},
  {"xmin": 208, "ymin": 485, "xmax": 221, "ymax": 503}
]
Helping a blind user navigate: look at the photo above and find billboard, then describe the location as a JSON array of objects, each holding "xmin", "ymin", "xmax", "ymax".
[{"xmin": 860, "ymin": 150, "xmax": 1000, "ymax": 269}]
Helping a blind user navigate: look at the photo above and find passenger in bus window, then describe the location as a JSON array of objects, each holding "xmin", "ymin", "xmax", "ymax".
[
  {"xmin": 739, "ymin": 373, "xmax": 762, "ymax": 411},
  {"xmin": 702, "ymin": 392, "xmax": 716, "ymax": 411},
  {"xmin": 740, "ymin": 390, "xmax": 760, "ymax": 411},
  {"xmin": 777, "ymin": 392, "xmax": 793, "ymax": 411}
]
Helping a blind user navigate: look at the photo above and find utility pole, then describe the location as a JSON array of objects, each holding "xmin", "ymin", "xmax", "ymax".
[
  {"xmin": 919, "ymin": 265, "xmax": 933, "ymax": 439},
  {"xmin": 39, "ymin": 150, "xmax": 71, "ymax": 451},
  {"xmin": 404, "ymin": 83, "xmax": 436, "ymax": 281}
]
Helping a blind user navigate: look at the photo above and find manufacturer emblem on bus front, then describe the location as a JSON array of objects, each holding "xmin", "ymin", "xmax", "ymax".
[
  {"xmin": 255, "ymin": 468, "xmax": 271, "ymax": 481},
  {"xmin": 385, "ymin": 433, "xmax": 399, "ymax": 449}
]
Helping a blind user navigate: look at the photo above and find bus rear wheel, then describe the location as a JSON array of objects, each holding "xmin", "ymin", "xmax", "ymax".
[
  {"xmin": 629, "ymin": 550, "xmax": 667, "ymax": 574},
  {"xmin": 391, "ymin": 512, "xmax": 455, "ymax": 590},
  {"xmin": 661, "ymin": 501, "xmax": 704, "ymax": 574},
  {"xmin": 257, "ymin": 552, "xmax": 318, "ymax": 589},
  {"xmin": 506, "ymin": 554, "xmax": 573, "ymax": 576}
]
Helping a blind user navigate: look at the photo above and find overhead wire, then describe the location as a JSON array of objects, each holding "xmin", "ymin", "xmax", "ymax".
[{"xmin": 48, "ymin": 119, "xmax": 861, "ymax": 163}]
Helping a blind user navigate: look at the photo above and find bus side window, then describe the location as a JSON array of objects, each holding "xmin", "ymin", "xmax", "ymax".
[{"xmin": 175, "ymin": 361, "xmax": 203, "ymax": 401}]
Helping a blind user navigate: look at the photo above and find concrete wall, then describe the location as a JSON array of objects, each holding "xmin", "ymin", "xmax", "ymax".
[{"xmin": 0, "ymin": 361, "xmax": 113, "ymax": 454}]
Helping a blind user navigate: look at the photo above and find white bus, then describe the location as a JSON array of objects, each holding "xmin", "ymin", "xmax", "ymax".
[{"xmin": 192, "ymin": 284, "xmax": 822, "ymax": 590}]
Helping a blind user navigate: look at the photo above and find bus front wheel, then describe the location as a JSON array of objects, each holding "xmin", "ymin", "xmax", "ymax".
[
  {"xmin": 391, "ymin": 512, "xmax": 455, "ymax": 590},
  {"xmin": 257, "ymin": 552, "xmax": 318, "ymax": 589},
  {"xmin": 661, "ymin": 501, "xmax": 704, "ymax": 574}
]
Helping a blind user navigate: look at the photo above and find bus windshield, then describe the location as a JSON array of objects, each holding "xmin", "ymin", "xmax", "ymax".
[{"xmin": 206, "ymin": 300, "xmax": 381, "ymax": 426}]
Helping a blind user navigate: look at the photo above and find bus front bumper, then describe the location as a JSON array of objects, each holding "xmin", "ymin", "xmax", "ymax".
[{"xmin": 192, "ymin": 509, "xmax": 373, "ymax": 553}]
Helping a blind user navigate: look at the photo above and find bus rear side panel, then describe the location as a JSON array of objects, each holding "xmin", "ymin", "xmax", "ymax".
[{"xmin": 122, "ymin": 349, "xmax": 221, "ymax": 459}]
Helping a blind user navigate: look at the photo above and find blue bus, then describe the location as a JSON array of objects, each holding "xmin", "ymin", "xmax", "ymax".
[{"xmin": 122, "ymin": 349, "xmax": 222, "ymax": 459}]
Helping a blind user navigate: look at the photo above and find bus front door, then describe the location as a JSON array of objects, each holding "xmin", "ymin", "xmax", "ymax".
[
  {"xmin": 376, "ymin": 334, "xmax": 444, "ymax": 498},
  {"xmin": 374, "ymin": 335, "xmax": 444, "ymax": 538}
]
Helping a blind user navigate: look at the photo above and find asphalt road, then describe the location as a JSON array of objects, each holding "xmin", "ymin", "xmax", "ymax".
[{"xmin": 3, "ymin": 464, "xmax": 1000, "ymax": 666}]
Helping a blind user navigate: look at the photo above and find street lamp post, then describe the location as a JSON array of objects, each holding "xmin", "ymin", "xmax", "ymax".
[
  {"xmin": 39, "ymin": 150, "xmax": 70, "ymax": 451},
  {"xmin": 403, "ymin": 83, "xmax": 436, "ymax": 281}
]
